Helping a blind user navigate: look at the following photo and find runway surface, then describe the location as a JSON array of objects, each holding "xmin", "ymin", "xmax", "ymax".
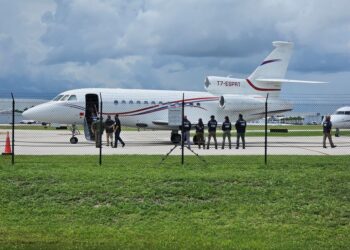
[{"xmin": 1, "ymin": 129, "xmax": 349, "ymax": 155}]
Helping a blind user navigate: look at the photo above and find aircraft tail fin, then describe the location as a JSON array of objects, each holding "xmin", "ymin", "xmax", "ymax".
[
  {"xmin": 249, "ymin": 41, "xmax": 294, "ymax": 81},
  {"xmin": 205, "ymin": 41, "xmax": 325, "ymax": 98}
]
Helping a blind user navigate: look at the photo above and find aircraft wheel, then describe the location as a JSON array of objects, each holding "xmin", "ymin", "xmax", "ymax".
[
  {"xmin": 171, "ymin": 133, "xmax": 181, "ymax": 144},
  {"xmin": 70, "ymin": 136, "xmax": 78, "ymax": 144}
]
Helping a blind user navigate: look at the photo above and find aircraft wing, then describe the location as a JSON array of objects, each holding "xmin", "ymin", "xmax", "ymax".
[
  {"xmin": 250, "ymin": 108, "xmax": 293, "ymax": 116},
  {"xmin": 152, "ymin": 120, "xmax": 169, "ymax": 126},
  {"xmin": 152, "ymin": 120, "xmax": 201, "ymax": 126},
  {"xmin": 152, "ymin": 120, "xmax": 223, "ymax": 128},
  {"xmin": 256, "ymin": 78, "xmax": 327, "ymax": 84}
]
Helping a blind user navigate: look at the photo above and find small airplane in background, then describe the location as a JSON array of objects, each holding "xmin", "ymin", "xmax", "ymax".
[
  {"xmin": 23, "ymin": 41, "xmax": 325, "ymax": 144},
  {"xmin": 330, "ymin": 106, "xmax": 350, "ymax": 137}
]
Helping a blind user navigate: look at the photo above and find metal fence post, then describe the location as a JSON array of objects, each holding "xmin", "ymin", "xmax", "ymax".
[
  {"xmin": 99, "ymin": 93, "xmax": 103, "ymax": 166},
  {"xmin": 181, "ymin": 93, "xmax": 184, "ymax": 165},
  {"xmin": 264, "ymin": 93, "xmax": 269, "ymax": 165},
  {"xmin": 11, "ymin": 93, "xmax": 15, "ymax": 165}
]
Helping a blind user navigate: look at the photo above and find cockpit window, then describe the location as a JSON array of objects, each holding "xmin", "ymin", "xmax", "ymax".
[
  {"xmin": 336, "ymin": 111, "xmax": 345, "ymax": 114},
  {"xmin": 52, "ymin": 95, "xmax": 64, "ymax": 101},
  {"xmin": 345, "ymin": 111, "xmax": 350, "ymax": 115},
  {"xmin": 60, "ymin": 95, "xmax": 70, "ymax": 101},
  {"xmin": 68, "ymin": 95, "xmax": 77, "ymax": 101}
]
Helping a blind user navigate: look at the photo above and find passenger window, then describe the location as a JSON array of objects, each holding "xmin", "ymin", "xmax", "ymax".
[
  {"xmin": 144, "ymin": 101, "xmax": 148, "ymax": 104},
  {"xmin": 159, "ymin": 101, "xmax": 163, "ymax": 104},
  {"xmin": 196, "ymin": 103, "xmax": 201, "ymax": 106},
  {"xmin": 114, "ymin": 100, "xmax": 119, "ymax": 105},
  {"xmin": 129, "ymin": 100, "xmax": 134, "ymax": 104},
  {"xmin": 121, "ymin": 100, "xmax": 126, "ymax": 104},
  {"xmin": 151, "ymin": 101, "xmax": 156, "ymax": 105},
  {"xmin": 68, "ymin": 95, "xmax": 77, "ymax": 101},
  {"xmin": 136, "ymin": 101, "xmax": 141, "ymax": 104}
]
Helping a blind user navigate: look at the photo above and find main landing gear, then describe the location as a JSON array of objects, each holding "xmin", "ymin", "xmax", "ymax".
[
  {"xmin": 170, "ymin": 131, "xmax": 181, "ymax": 144},
  {"xmin": 170, "ymin": 131, "xmax": 199, "ymax": 145}
]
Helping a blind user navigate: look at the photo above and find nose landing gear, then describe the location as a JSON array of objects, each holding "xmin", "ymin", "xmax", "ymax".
[
  {"xmin": 69, "ymin": 123, "xmax": 80, "ymax": 144},
  {"xmin": 70, "ymin": 136, "xmax": 78, "ymax": 144}
]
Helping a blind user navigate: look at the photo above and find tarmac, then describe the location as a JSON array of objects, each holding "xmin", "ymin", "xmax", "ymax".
[{"xmin": 0, "ymin": 129, "xmax": 349, "ymax": 156}]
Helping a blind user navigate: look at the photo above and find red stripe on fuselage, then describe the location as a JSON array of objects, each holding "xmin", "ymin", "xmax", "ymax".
[
  {"xmin": 246, "ymin": 79, "xmax": 280, "ymax": 91},
  {"xmin": 116, "ymin": 96, "xmax": 219, "ymax": 115}
]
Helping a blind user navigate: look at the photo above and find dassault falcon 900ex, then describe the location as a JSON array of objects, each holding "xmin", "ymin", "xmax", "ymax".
[{"xmin": 23, "ymin": 41, "xmax": 325, "ymax": 144}]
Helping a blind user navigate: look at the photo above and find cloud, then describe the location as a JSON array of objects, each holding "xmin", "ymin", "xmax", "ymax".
[
  {"xmin": 41, "ymin": 0, "xmax": 145, "ymax": 64},
  {"xmin": 0, "ymin": 0, "xmax": 349, "ymax": 98},
  {"xmin": 0, "ymin": 34, "xmax": 28, "ymax": 76}
]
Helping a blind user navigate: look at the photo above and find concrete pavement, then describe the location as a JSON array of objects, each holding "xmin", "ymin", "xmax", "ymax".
[{"xmin": 1, "ymin": 129, "xmax": 349, "ymax": 155}]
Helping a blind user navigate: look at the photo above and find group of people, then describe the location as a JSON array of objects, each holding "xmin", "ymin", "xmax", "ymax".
[
  {"xmin": 182, "ymin": 114, "xmax": 247, "ymax": 150},
  {"xmin": 91, "ymin": 114, "xmax": 125, "ymax": 148},
  {"xmin": 90, "ymin": 113, "xmax": 337, "ymax": 150}
]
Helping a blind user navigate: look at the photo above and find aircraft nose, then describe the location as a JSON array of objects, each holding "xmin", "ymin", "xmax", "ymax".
[
  {"xmin": 330, "ymin": 115, "xmax": 337, "ymax": 122},
  {"xmin": 22, "ymin": 107, "xmax": 37, "ymax": 120},
  {"xmin": 22, "ymin": 105, "xmax": 47, "ymax": 121}
]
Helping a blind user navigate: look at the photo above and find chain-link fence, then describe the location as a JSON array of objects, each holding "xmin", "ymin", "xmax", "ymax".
[{"xmin": 1, "ymin": 93, "xmax": 349, "ymax": 165}]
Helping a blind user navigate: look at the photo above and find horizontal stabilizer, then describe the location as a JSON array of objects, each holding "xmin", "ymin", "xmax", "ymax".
[{"xmin": 256, "ymin": 78, "xmax": 327, "ymax": 84}]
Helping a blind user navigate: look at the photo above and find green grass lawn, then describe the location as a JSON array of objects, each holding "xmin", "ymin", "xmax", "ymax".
[{"xmin": 0, "ymin": 155, "xmax": 349, "ymax": 249}]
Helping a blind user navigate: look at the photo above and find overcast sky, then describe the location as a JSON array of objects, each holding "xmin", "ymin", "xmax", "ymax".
[{"xmin": 0, "ymin": 0, "xmax": 349, "ymax": 101}]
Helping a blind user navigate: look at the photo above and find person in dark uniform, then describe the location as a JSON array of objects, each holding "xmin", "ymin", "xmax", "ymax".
[
  {"xmin": 235, "ymin": 114, "xmax": 247, "ymax": 149},
  {"xmin": 113, "ymin": 114, "xmax": 125, "ymax": 148},
  {"xmin": 104, "ymin": 115, "xmax": 115, "ymax": 146},
  {"xmin": 180, "ymin": 115, "xmax": 192, "ymax": 149},
  {"xmin": 323, "ymin": 115, "xmax": 336, "ymax": 148},
  {"xmin": 207, "ymin": 115, "xmax": 218, "ymax": 149},
  {"xmin": 91, "ymin": 117, "xmax": 97, "ymax": 145},
  {"xmin": 222, "ymin": 116, "xmax": 232, "ymax": 149},
  {"xmin": 195, "ymin": 118, "xmax": 205, "ymax": 149},
  {"xmin": 91, "ymin": 117, "xmax": 104, "ymax": 148}
]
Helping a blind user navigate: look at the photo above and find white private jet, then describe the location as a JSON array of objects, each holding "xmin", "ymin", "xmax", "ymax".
[
  {"xmin": 330, "ymin": 106, "xmax": 350, "ymax": 137},
  {"xmin": 22, "ymin": 41, "xmax": 324, "ymax": 144}
]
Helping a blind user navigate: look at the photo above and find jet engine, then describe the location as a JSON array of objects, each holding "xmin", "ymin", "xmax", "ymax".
[{"xmin": 219, "ymin": 95, "xmax": 264, "ymax": 111}]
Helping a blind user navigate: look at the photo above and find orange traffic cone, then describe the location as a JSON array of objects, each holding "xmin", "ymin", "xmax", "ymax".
[{"xmin": 2, "ymin": 132, "xmax": 12, "ymax": 155}]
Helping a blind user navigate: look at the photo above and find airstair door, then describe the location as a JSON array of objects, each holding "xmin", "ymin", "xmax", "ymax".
[{"xmin": 84, "ymin": 94, "xmax": 99, "ymax": 141}]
